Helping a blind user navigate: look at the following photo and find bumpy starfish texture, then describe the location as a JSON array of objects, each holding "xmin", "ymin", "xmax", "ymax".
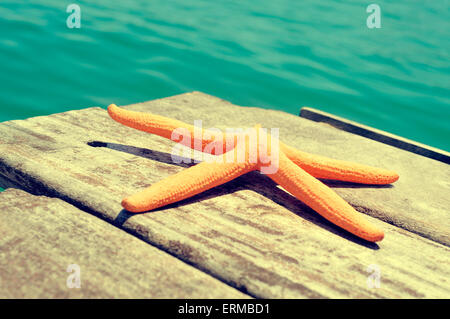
[{"xmin": 108, "ymin": 104, "xmax": 399, "ymax": 242}]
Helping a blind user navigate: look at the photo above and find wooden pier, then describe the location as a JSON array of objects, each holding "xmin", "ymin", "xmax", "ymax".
[{"xmin": 0, "ymin": 92, "xmax": 448, "ymax": 298}]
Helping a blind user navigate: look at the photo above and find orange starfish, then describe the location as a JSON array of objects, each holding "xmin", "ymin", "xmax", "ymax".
[{"xmin": 107, "ymin": 104, "xmax": 399, "ymax": 242}]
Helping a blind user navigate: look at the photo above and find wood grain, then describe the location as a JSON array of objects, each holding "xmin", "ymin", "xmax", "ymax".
[
  {"xmin": 0, "ymin": 188, "xmax": 248, "ymax": 299},
  {"xmin": 0, "ymin": 92, "xmax": 448, "ymax": 298}
]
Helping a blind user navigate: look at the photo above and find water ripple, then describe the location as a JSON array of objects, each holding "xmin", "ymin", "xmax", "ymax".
[{"xmin": 0, "ymin": 0, "xmax": 448, "ymax": 151}]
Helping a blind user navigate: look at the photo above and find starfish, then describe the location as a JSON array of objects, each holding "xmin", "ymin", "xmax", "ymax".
[{"xmin": 107, "ymin": 104, "xmax": 399, "ymax": 242}]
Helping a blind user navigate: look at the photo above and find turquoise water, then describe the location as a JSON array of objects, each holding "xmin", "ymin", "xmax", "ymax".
[{"xmin": 0, "ymin": 0, "xmax": 449, "ymax": 152}]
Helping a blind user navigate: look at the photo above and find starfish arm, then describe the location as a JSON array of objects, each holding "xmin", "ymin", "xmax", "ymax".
[
  {"xmin": 280, "ymin": 143, "xmax": 399, "ymax": 185},
  {"xmin": 108, "ymin": 104, "xmax": 232, "ymax": 153},
  {"xmin": 269, "ymin": 152, "xmax": 384, "ymax": 242},
  {"xmin": 122, "ymin": 160, "xmax": 253, "ymax": 213}
]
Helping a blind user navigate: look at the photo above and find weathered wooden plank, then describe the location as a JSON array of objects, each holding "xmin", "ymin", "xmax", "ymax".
[
  {"xmin": 0, "ymin": 92, "xmax": 449, "ymax": 298},
  {"xmin": 0, "ymin": 188, "xmax": 248, "ymax": 299},
  {"xmin": 300, "ymin": 106, "xmax": 450, "ymax": 164}
]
